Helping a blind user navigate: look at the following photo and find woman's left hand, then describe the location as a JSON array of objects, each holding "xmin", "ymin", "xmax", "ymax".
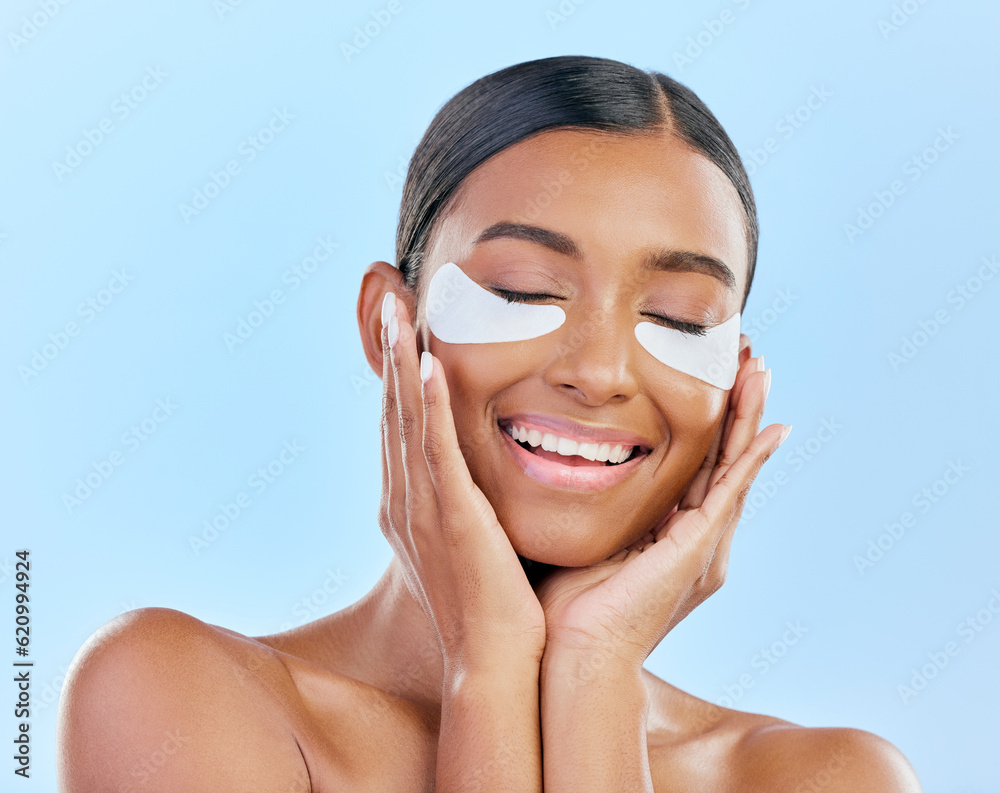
[{"xmin": 534, "ymin": 354, "xmax": 791, "ymax": 676}]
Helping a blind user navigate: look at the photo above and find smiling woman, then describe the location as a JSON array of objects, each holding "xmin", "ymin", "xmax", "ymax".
[{"xmin": 56, "ymin": 55, "xmax": 922, "ymax": 792}]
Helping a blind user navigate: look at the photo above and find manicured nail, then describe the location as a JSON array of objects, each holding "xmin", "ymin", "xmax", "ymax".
[
  {"xmin": 381, "ymin": 292, "xmax": 396, "ymax": 327},
  {"xmin": 763, "ymin": 368, "xmax": 772, "ymax": 400},
  {"xmin": 757, "ymin": 355, "xmax": 765, "ymax": 372},
  {"xmin": 420, "ymin": 350, "xmax": 433, "ymax": 382},
  {"xmin": 387, "ymin": 313, "xmax": 399, "ymax": 348},
  {"xmin": 777, "ymin": 424, "xmax": 793, "ymax": 447}
]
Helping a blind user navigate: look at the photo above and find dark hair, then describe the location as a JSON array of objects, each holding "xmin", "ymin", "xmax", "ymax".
[{"xmin": 395, "ymin": 54, "xmax": 758, "ymax": 310}]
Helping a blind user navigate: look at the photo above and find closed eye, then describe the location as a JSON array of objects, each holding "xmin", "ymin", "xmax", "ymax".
[
  {"xmin": 641, "ymin": 314, "xmax": 708, "ymax": 337},
  {"xmin": 492, "ymin": 288, "xmax": 708, "ymax": 337},
  {"xmin": 490, "ymin": 287, "xmax": 560, "ymax": 304}
]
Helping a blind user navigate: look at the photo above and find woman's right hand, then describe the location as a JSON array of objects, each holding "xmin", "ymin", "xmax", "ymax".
[{"xmin": 378, "ymin": 292, "xmax": 547, "ymax": 675}]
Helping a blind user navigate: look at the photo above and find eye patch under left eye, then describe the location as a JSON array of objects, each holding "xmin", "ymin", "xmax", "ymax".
[
  {"xmin": 425, "ymin": 261, "xmax": 566, "ymax": 343},
  {"xmin": 424, "ymin": 260, "xmax": 740, "ymax": 389},
  {"xmin": 634, "ymin": 312, "xmax": 741, "ymax": 389}
]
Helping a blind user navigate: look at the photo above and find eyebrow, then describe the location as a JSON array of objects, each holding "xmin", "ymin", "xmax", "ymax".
[{"xmin": 474, "ymin": 221, "xmax": 736, "ymax": 291}]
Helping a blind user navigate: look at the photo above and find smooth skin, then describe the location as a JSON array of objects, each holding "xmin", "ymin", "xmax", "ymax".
[{"xmin": 57, "ymin": 129, "xmax": 922, "ymax": 792}]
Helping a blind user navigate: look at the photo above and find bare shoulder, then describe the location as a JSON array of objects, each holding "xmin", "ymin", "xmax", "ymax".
[
  {"xmin": 642, "ymin": 673, "xmax": 921, "ymax": 792},
  {"xmin": 733, "ymin": 721, "xmax": 922, "ymax": 792},
  {"xmin": 57, "ymin": 607, "xmax": 312, "ymax": 793}
]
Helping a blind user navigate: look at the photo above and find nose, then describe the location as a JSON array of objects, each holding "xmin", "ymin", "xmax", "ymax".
[{"xmin": 542, "ymin": 308, "xmax": 640, "ymax": 405}]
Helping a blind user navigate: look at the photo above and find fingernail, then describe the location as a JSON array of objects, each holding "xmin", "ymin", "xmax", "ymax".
[
  {"xmin": 778, "ymin": 424, "xmax": 793, "ymax": 447},
  {"xmin": 387, "ymin": 313, "xmax": 399, "ymax": 348},
  {"xmin": 381, "ymin": 292, "xmax": 396, "ymax": 327},
  {"xmin": 757, "ymin": 355, "xmax": 765, "ymax": 372},
  {"xmin": 763, "ymin": 368, "xmax": 772, "ymax": 400},
  {"xmin": 420, "ymin": 350, "xmax": 433, "ymax": 382}
]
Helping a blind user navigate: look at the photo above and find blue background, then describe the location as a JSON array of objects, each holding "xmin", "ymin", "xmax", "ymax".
[{"xmin": 3, "ymin": 0, "xmax": 998, "ymax": 789}]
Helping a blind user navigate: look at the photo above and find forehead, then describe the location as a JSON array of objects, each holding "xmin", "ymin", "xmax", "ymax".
[{"xmin": 423, "ymin": 127, "xmax": 748, "ymax": 296}]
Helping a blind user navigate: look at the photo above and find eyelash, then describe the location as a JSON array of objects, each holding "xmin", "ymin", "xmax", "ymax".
[{"xmin": 491, "ymin": 288, "xmax": 708, "ymax": 337}]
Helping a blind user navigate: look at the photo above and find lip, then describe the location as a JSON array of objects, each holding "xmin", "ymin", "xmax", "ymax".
[
  {"xmin": 498, "ymin": 420, "xmax": 650, "ymax": 492},
  {"xmin": 498, "ymin": 413, "xmax": 654, "ymax": 450}
]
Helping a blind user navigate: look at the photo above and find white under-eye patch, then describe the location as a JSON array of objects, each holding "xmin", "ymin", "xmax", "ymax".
[
  {"xmin": 634, "ymin": 312, "xmax": 741, "ymax": 390},
  {"xmin": 425, "ymin": 261, "xmax": 566, "ymax": 343},
  {"xmin": 425, "ymin": 260, "xmax": 740, "ymax": 389}
]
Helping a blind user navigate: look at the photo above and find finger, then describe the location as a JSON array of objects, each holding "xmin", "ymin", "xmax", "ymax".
[
  {"xmin": 709, "ymin": 365, "xmax": 770, "ymax": 492},
  {"xmin": 381, "ymin": 301, "xmax": 403, "ymax": 516},
  {"xmin": 699, "ymin": 423, "xmax": 788, "ymax": 544},
  {"xmin": 719, "ymin": 354, "xmax": 765, "ymax": 459},
  {"xmin": 389, "ymin": 298, "xmax": 437, "ymax": 517},
  {"xmin": 705, "ymin": 421, "xmax": 790, "ymax": 582},
  {"xmin": 418, "ymin": 347, "xmax": 493, "ymax": 535},
  {"xmin": 379, "ymin": 301, "xmax": 415, "ymax": 566},
  {"xmin": 679, "ymin": 401, "xmax": 728, "ymax": 510},
  {"xmin": 680, "ymin": 354, "xmax": 762, "ymax": 509}
]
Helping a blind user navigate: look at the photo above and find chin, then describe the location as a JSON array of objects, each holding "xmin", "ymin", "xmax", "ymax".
[{"xmin": 505, "ymin": 515, "xmax": 630, "ymax": 569}]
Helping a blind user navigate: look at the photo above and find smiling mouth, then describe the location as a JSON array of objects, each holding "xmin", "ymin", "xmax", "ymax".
[{"xmin": 498, "ymin": 420, "xmax": 651, "ymax": 467}]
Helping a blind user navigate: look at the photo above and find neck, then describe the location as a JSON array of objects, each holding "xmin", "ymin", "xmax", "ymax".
[
  {"xmin": 329, "ymin": 554, "xmax": 557, "ymax": 713},
  {"xmin": 332, "ymin": 555, "xmax": 446, "ymax": 711}
]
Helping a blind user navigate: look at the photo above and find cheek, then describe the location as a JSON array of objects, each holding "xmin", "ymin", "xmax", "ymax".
[
  {"xmin": 427, "ymin": 345, "xmax": 511, "ymax": 457},
  {"xmin": 644, "ymin": 368, "xmax": 728, "ymax": 490}
]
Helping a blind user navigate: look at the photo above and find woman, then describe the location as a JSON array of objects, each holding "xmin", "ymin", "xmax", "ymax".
[{"xmin": 57, "ymin": 55, "xmax": 922, "ymax": 792}]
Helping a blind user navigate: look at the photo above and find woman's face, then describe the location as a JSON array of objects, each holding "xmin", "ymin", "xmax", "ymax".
[{"xmin": 409, "ymin": 128, "xmax": 751, "ymax": 567}]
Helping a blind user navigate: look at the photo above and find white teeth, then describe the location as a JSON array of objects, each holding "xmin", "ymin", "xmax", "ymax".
[
  {"xmin": 556, "ymin": 436, "xmax": 578, "ymax": 456},
  {"xmin": 504, "ymin": 422, "xmax": 637, "ymax": 463}
]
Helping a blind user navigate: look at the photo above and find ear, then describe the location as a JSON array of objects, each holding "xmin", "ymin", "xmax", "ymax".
[
  {"xmin": 736, "ymin": 332, "xmax": 753, "ymax": 369},
  {"xmin": 357, "ymin": 261, "xmax": 418, "ymax": 379}
]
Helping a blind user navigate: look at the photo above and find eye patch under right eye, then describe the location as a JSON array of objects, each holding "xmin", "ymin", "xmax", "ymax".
[
  {"xmin": 424, "ymin": 260, "xmax": 740, "ymax": 389},
  {"xmin": 425, "ymin": 261, "xmax": 566, "ymax": 343}
]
